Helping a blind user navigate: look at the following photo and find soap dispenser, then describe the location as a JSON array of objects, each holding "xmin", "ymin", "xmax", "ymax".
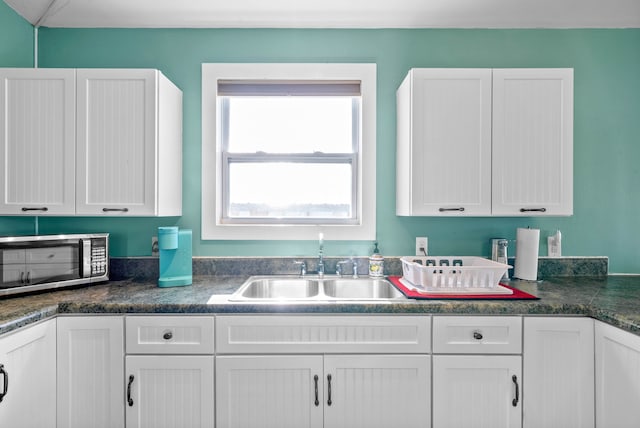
[{"xmin": 368, "ymin": 242, "xmax": 384, "ymax": 277}]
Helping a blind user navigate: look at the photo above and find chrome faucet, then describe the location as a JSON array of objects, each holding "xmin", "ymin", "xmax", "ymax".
[
  {"xmin": 336, "ymin": 258, "xmax": 359, "ymax": 278},
  {"xmin": 293, "ymin": 261, "xmax": 307, "ymax": 277},
  {"xmin": 317, "ymin": 241, "xmax": 325, "ymax": 278}
]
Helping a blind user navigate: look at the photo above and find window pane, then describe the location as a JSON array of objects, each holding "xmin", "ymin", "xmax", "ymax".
[
  {"xmin": 228, "ymin": 162, "xmax": 353, "ymax": 219},
  {"xmin": 226, "ymin": 96, "xmax": 356, "ymax": 153}
]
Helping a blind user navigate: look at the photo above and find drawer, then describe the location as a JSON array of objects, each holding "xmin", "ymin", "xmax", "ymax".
[
  {"xmin": 126, "ymin": 316, "xmax": 214, "ymax": 354},
  {"xmin": 216, "ymin": 315, "xmax": 431, "ymax": 354},
  {"xmin": 433, "ymin": 316, "xmax": 522, "ymax": 354}
]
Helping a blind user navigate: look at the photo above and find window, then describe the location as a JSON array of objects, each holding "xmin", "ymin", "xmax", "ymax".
[{"xmin": 202, "ymin": 63, "xmax": 376, "ymax": 240}]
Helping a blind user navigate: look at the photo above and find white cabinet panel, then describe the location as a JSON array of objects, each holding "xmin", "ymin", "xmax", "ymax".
[
  {"xmin": 523, "ymin": 317, "xmax": 594, "ymax": 428},
  {"xmin": 0, "ymin": 319, "xmax": 56, "ymax": 428},
  {"xmin": 57, "ymin": 316, "xmax": 124, "ymax": 428},
  {"xmin": 216, "ymin": 355, "xmax": 324, "ymax": 428},
  {"xmin": 396, "ymin": 68, "xmax": 492, "ymax": 216},
  {"xmin": 76, "ymin": 68, "xmax": 182, "ymax": 216},
  {"xmin": 433, "ymin": 316, "xmax": 522, "ymax": 354},
  {"xmin": 324, "ymin": 355, "xmax": 430, "ymax": 428},
  {"xmin": 126, "ymin": 316, "xmax": 215, "ymax": 355},
  {"xmin": 216, "ymin": 315, "xmax": 431, "ymax": 354},
  {"xmin": 433, "ymin": 355, "xmax": 521, "ymax": 428},
  {"xmin": 0, "ymin": 68, "xmax": 76, "ymax": 215},
  {"xmin": 492, "ymin": 68, "xmax": 573, "ymax": 216},
  {"xmin": 595, "ymin": 321, "xmax": 640, "ymax": 428},
  {"xmin": 125, "ymin": 355, "xmax": 214, "ymax": 428}
]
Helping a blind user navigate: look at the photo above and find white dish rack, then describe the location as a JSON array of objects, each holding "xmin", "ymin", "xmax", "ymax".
[{"xmin": 400, "ymin": 256, "xmax": 511, "ymax": 293}]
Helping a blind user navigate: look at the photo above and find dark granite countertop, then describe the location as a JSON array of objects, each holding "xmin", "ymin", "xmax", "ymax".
[{"xmin": 1, "ymin": 274, "xmax": 639, "ymax": 337}]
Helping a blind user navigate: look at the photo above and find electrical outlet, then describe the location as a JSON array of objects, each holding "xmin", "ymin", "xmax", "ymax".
[
  {"xmin": 151, "ymin": 236, "xmax": 159, "ymax": 257},
  {"xmin": 415, "ymin": 237, "xmax": 428, "ymax": 256}
]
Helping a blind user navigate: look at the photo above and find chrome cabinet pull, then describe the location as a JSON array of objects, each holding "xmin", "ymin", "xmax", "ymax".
[
  {"xmin": 127, "ymin": 375, "xmax": 134, "ymax": 406},
  {"xmin": 519, "ymin": 208, "xmax": 546, "ymax": 213},
  {"xmin": 0, "ymin": 364, "xmax": 8, "ymax": 403},
  {"xmin": 21, "ymin": 207, "xmax": 48, "ymax": 212},
  {"xmin": 314, "ymin": 375, "xmax": 319, "ymax": 406},
  {"xmin": 103, "ymin": 208, "xmax": 129, "ymax": 213},
  {"xmin": 472, "ymin": 330, "xmax": 483, "ymax": 340},
  {"xmin": 439, "ymin": 207, "xmax": 465, "ymax": 212},
  {"xmin": 512, "ymin": 375, "xmax": 519, "ymax": 407},
  {"xmin": 327, "ymin": 374, "xmax": 332, "ymax": 406}
]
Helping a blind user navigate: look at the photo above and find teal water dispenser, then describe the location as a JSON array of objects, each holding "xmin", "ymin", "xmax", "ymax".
[{"xmin": 158, "ymin": 227, "xmax": 192, "ymax": 287}]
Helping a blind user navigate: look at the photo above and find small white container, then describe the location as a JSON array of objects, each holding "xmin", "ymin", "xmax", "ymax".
[{"xmin": 369, "ymin": 254, "xmax": 384, "ymax": 277}]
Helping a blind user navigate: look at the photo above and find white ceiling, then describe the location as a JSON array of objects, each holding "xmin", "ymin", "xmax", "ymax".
[{"xmin": 4, "ymin": 0, "xmax": 640, "ymax": 29}]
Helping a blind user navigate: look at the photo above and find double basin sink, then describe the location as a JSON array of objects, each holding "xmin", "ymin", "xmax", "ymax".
[{"xmin": 228, "ymin": 275, "xmax": 405, "ymax": 302}]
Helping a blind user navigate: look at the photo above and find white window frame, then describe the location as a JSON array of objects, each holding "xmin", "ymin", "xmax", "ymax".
[{"xmin": 202, "ymin": 63, "xmax": 376, "ymax": 241}]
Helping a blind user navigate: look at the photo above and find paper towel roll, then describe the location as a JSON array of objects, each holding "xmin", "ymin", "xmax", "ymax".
[{"xmin": 514, "ymin": 228, "xmax": 540, "ymax": 281}]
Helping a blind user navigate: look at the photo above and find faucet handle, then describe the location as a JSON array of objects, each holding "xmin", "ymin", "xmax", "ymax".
[
  {"xmin": 350, "ymin": 258, "xmax": 359, "ymax": 279},
  {"xmin": 293, "ymin": 261, "xmax": 307, "ymax": 277},
  {"xmin": 336, "ymin": 260, "xmax": 349, "ymax": 277}
]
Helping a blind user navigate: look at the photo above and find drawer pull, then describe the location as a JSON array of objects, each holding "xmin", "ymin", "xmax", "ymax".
[
  {"xmin": 0, "ymin": 364, "xmax": 8, "ymax": 403},
  {"xmin": 314, "ymin": 375, "xmax": 319, "ymax": 406},
  {"xmin": 512, "ymin": 375, "xmax": 519, "ymax": 407},
  {"xmin": 163, "ymin": 330, "xmax": 173, "ymax": 340},
  {"xmin": 127, "ymin": 375, "xmax": 134, "ymax": 407},
  {"xmin": 472, "ymin": 331, "xmax": 483, "ymax": 340},
  {"xmin": 327, "ymin": 374, "xmax": 332, "ymax": 406}
]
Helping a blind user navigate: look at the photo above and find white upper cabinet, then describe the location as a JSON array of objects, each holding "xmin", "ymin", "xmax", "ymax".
[
  {"xmin": 396, "ymin": 68, "xmax": 492, "ymax": 216},
  {"xmin": 492, "ymin": 68, "xmax": 573, "ymax": 216},
  {"xmin": 397, "ymin": 67, "xmax": 573, "ymax": 216},
  {"xmin": 0, "ymin": 68, "xmax": 76, "ymax": 215},
  {"xmin": 76, "ymin": 69, "xmax": 182, "ymax": 216}
]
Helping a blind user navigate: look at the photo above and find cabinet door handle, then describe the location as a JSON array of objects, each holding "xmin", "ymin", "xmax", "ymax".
[
  {"xmin": 472, "ymin": 330, "xmax": 483, "ymax": 340},
  {"xmin": 314, "ymin": 375, "xmax": 319, "ymax": 406},
  {"xmin": 519, "ymin": 208, "xmax": 546, "ymax": 213},
  {"xmin": 327, "ymin": 374, "xmax": 332, "ymax": 406},
  {"xmin": 20, "ymin": 272, "xmax": 25, "ymax": 285},
  {"xmin": 439, "ymin": 207, "xmax": 465, "ymax": 212},
  {"xmin": 512, "ymin": 375, "xmax": 519, "ymax": 407},
  {"xmin": 163, "ymin": 330, "xmax": 173, "ymax": 340},
  {"xmin": 0, "ymin": 364, "xmax": 8, "ymax": 403},
  {"xmin": 127, "ymin": 375, "xmax": 134, "ymax": 407},
  {"xmin": 103, "ymin": 208, "xmax": 129, "ymax": 213},
  {"xmin": 21, "ymin": 207, "xmax": 48, "ymax": 212},
  {"xmin": 25, "ymin": 271, "xmax": 30, "ymax": 284}
]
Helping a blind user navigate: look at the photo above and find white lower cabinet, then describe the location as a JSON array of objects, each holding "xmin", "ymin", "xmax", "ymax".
[
  {"xmin": 57, "ymin": 316, "xmax": 125, "ymax": 428},
  {"xmin": 523, "ymin": 317, "xmax": 594, "ymax": 428},
  {"xmin": 0, "ymin": 319, "xmax": 56, "ymax": 428},
  {"xmin": 125, "ymin": 355, "xmax": 214, "ymax": 428},
  {"xmin": 432, "ymin": 316, "xmax": 522, "ymax": 428},
  {"xmin": 124, "ymin": 316, "xmax": 215, "ymax": 428},
  {"xmin": 433, "ymin": 355, "xmax": 521, "ymax": 428},
  {"xmin": 216, "ymin": 354, "xmax": 431, "ymax": 428},
  {"xmin": 595, "ymin": 321, "xmax": 640, "ymax": 428}
]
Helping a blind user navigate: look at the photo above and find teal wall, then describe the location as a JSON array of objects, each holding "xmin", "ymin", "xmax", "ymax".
[{"xmin": 1, "ymin": 13, "xmax": 639, "ymax": 272}]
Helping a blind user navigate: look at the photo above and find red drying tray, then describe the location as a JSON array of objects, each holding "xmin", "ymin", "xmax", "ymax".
[{"xmin": 388, "ymin": 276, "xmax": 539, "ymax": 300}]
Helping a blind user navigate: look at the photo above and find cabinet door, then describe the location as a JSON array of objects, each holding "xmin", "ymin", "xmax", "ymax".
[
  {"xmin": 397, "ymin": 68, "xmax": 492, "ymax": 216},
  {"xmin": 0, "ymin": 68, "xmax": 76, "ymax": 215},
  {"xmin": 595, "ymin": 321, "xmax": 640, "ymax": 428},
  {"xmin": 57, "ymin": 316, "xmax": 124, "ymax": 428},
  {"xmin": 523, "ymin": 317, "xmax": 594, "ymax": 428},
  {"xmin": 324, "ymin": 355, "xmax": 430, "ymax": 428},
  {"xmin": 76, "ymin": 69, "xmax": 158, "ymax": 216},
  {"xmin": 492, "ymin": 68, "xmax": 573, "ymax": 216},
  {"xmin": 216, "ymin": 355, "xmax": 323, "ymax": 428},
  {"xmin": 433, "ymin": 355, "xmax": 521, "ymax": 428},
  {"xmin": 125, "ymin": 355, "xmax": 214, "ymax": 428},
  {"xmin": 0, "ymin": 319, "xmax": 56, "ymax": 428}
]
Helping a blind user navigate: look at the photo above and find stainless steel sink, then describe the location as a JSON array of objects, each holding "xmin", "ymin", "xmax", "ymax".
[
  {"xmin": 239, "ymin": 278, "xmax": 320, "ymax": 299},
  {"xmin": 227, "ymin": 275, "xmax": 405, "ymax": 302},
  {"xmin": 322, "ymin": 278, "xmax": 403, "ymax": 299}
]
